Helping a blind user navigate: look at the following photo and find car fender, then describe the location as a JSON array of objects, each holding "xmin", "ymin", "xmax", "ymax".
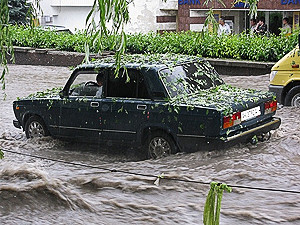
[
  {"xmin": 22, "ymin": 111, "xmax": 46, "ymax": 131},
  {"xmin": 137, "ymin": 122, "xmax": 179, "ymax": 147}
]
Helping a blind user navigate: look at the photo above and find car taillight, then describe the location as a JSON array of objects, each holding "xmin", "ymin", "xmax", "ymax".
[
  {"xmin": 265, "ymin": 100, "xmax": 277, "ymax": 114},
  {"xmin": 223, "ymin": 112, "xmax": 241, "ymax": 129}
]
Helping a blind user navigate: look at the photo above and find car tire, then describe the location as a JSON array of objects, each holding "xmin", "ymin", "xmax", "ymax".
[
  {"xmin": 285, "ymin": 86, "xmax": 300, "ymax": 107},
  {"xmin": 25, "ymin": 116, "xmax": 49, "ymax": 139},
  {"xmin": 145, "ymin": 131, "xmax": 177, "ymax": 159}
]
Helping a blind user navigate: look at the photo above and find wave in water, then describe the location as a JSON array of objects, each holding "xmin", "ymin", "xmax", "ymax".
[{"xmin": 0, "ymin": 163, "xmax": 94, "ymax": 215}]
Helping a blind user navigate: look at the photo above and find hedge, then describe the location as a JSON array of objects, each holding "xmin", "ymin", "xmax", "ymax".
[{"xmin": 9, "ymin": 25, "xmax": 299, "ymax": 62}]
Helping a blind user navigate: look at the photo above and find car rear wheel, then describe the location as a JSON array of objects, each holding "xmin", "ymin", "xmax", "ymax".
[
  {"xmin": 25, "ymin": 116, "xmax": 49, "ymax": 138},
  {"xmin": 285, "ymin": 86, "xmax": 300, "ymax": 107},
  {"xmin": 146, "ymin": 132, "xmax": 177, "ymax": 159}
]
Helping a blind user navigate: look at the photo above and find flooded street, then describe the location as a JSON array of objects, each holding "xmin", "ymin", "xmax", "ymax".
[{"xmin": 0, "ymin": 65, "xmax": 300, "ymax": 225}]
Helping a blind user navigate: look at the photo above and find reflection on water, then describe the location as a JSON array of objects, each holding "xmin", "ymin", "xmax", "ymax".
[{"xmin": 0, "ymin": 66, "xmax": 299, "ymax": 224}]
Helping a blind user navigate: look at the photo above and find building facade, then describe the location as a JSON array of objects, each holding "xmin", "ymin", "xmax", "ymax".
[
  {"xmin": 38, "ymin": 0, "xmax": 177, "ymax": 33},
  {"xmin": 177, "ymin": 0, "xmax": 300, "ymax": 34},
  {"xmin": 38, "ymin": 0, "xmax": 300, "ymax": 34}
]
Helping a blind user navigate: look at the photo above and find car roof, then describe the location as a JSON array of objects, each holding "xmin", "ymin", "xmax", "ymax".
[{"xmin": 76, "ymin": 54, "xmax": 204, "ymax": 71}]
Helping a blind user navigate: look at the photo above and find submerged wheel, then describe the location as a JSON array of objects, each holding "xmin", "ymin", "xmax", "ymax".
[
  {"xmin": 25, "ymin": 116, "xmax": 49, "ymax": 138},
  {"xmin": 285, "ymin": 86, "xmax": 300, "ymax": 107},
  {"xmin": 146, "ymin": 132, "xmax": 177, "ymax": 159}
]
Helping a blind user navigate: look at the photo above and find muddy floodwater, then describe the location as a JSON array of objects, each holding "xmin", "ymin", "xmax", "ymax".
[{"xmin": 0, "ymin": 65, "xmax": 299, "ymax": 225}]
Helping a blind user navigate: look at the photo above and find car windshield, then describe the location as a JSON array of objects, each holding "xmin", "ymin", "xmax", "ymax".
[{"xmin": 159, "ymin": 61, "xmax": 224, "ymax": 97}]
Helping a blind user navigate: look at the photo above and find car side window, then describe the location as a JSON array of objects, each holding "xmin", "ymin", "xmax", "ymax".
[
  {"xmin": 69, "ymin": 72, "xmax": 105, "ymax": 98},
  {"xmin": 106, "ymin": 69, "xmax": 150, "ymax": 99}
]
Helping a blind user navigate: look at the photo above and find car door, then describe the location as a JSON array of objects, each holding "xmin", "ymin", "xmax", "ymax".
[
  {"xmin": 100, "ymin": 68, "xmax": 151, "ymax": 143},
  {"xmin": 58, "ymin": 72, "xmax": 105, "ymax": 142},
  {"xmin": 59, "ymin": 97, "xmax": 102, "ymax": 142}
]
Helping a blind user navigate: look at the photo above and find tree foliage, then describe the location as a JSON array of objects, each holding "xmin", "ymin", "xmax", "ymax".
[{"xmin": 8, "ymin": 0, "xmax": 29, "ymax": 25}]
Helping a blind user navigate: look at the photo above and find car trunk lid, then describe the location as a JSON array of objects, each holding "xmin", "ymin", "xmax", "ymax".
[{"xmin": 170, "ymin": 84, "xmax": 277, "ymax": 136}]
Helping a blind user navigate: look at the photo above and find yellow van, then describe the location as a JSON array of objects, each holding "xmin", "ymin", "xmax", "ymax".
[{"xmin": 269, "ymin": 37, "xmax": 300, "ymax": 107}]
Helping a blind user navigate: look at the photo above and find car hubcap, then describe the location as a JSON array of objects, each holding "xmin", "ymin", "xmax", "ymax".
[
  {"xmin": 291, "ymin": 93, "xmax": 300, "ymax": 107},
  {"xmin": 28, "ymin": 121, "xmax": 45, "ymax": 138},
  {"xmin": 149, "ymin": 137, "xmax": 171, "ymax": 159}
]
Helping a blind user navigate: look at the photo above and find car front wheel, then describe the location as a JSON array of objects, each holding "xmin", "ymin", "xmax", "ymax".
[
  {"xmin": 25, "ymin": 116, "xmax": 49, "ymax": 138},
  {"xmin": 146, "ymin": 132, "xmax": 177, "ymax": 159},
  {"xmin": 285, "ymin": 86, "xmax": 300, "ymax": 107}
]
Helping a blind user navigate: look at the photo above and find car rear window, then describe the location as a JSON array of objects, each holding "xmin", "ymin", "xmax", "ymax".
[{"xmin": 159, "ymin": 61, "xmax": 224, "ymax": 97}]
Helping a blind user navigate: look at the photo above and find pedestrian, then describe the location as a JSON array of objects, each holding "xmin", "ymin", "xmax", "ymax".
[
  {"xmin": 281, "ymin": 17, "xmax": 292, "ymax": 35},
  {"xmin": 255, "ymin": 17, "xmax": 267, "ymax": 35},
  {"xmin": 217, "ymin": 17, "xmax": 231, "ymax": 36},
  {"xmin": 250, "ymin": 18, "xmax": 257, "ymax": 34}
]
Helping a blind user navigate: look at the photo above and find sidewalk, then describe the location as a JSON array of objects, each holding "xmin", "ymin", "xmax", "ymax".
[{"xmin": 8, "ymin": 46, "xmax": 275, "ymax": 76}]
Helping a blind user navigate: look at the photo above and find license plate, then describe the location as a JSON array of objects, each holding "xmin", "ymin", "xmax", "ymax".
[{"xmin": 241, "ymin": 106, "xmax": 261, "ymax": 121}]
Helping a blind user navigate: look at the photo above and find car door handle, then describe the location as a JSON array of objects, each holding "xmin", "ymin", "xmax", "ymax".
[
  {"xmin": 137, "ymin": 104, "xmax": 147, "ymax": 110},
  {"xmin": 90, "ymin": 102, "xmax": 99, "ymax": 107}
]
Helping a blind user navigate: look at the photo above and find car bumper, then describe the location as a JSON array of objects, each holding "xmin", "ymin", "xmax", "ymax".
[
  {"xmin": 224, "ymin": 117, "xmax": 281, "ymax": 144},
  {"xmin": 13, "ymin": 120, "xmax": 22, "ymax": 129},
  {"xmin": 269, "ymin": 85, "xmax": 284, "ymax": 104},
  {"xmin": 177, "ymin": 117, "xmax": 281, "ymax": 152}
]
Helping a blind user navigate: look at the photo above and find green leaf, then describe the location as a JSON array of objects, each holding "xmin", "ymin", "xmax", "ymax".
[{"xmin": 203, "ymin": 182, "xmax": 232, "ymax": 225}]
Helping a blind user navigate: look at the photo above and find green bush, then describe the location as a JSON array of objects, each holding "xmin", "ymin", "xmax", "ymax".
[
  {"xmin": 125, "ymin": 31, "xmax": 299, "ymax": 62},
  {"xmin": 10, "ymin": 26, "xmax": 90, "ymax": 52},
  {"xmin": 9, "ymin": 25, "xmax": 299, "ymax": 62}
]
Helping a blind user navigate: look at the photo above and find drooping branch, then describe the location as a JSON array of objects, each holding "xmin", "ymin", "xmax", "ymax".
[
  {"xmin": 0, "ymin": 0, "xmax": 41, "ymax": 91},
  {"xmin": 85, "ymin": 0, "xmax": 133, "ymax": 72},
  {"xmin": 0, "ymin": 0, "xmax": 12, "ymax": 92},
  {"xmin": 203, "ymin": 0, "xmax": 259, "ymax": 34},
  {"xmin": 246, "ymin": 0, "xmax": 259, "ymax": 19}
]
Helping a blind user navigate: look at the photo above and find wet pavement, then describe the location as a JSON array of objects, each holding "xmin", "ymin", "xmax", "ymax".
[{"xmin": 0, "ymin": 65, "xmax": 299, "ymax": 225}]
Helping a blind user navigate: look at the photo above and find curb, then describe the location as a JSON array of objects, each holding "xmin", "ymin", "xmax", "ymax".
[
  {"xmin": 206, "ymin": 58, "xmax": 274, "ymax": 76},
  {"xmin": 8, "ymin": 46, "xmax": 275, "ymax": 76},
  {"xmin": 8, "ymin": 46, "xmax": 113, "ymax": 67}
]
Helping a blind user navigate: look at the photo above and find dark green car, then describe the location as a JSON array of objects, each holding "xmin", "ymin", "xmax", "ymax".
[{"xmin": 13, "ymin": 54, "xmax": 281, "ymax": 158}]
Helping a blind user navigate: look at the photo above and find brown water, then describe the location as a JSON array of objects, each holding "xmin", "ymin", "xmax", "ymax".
[{"xmin": 0, "ymin": 65, "xmax": 299, "ymax": 225}]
